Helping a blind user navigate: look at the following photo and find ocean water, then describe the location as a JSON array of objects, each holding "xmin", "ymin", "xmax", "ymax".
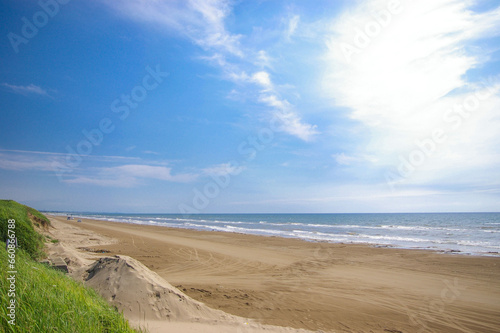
[{"xmin": 51, "ymin": 212, "xmax": 500, "ymax": 256}]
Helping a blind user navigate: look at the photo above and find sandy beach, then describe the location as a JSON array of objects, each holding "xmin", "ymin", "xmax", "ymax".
[{"xmin": 45, "ymin": 215, "xmax": 500, "ymax": 333}]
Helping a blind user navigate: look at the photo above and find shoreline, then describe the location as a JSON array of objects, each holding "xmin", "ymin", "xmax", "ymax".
[
  {"xmin": 45, "ymin": 214, "xmax": 500, "ymax": 333},
  {"xmin": 48, "ymin": 212, "xmax": 500, "ymax": 257}
]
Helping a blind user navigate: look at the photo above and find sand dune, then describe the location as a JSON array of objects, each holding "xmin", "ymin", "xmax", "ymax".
[
  {"xmin": 45, "ymin": 215, "xmax": 500, "ymax": 333},
  {"xmin": 84, "ymin": 256, "xmax": 228, "ymax": 322}
]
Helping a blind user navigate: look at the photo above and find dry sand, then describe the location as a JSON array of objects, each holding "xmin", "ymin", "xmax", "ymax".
[{"xmin": 44, "ymin": 215, "xmax": 500, "ymax": 333}]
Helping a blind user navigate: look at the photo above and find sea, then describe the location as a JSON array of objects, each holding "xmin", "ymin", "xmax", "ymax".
[{"xmin": 49, "ymin": 212, "xmax": 500, "ymax": 256}]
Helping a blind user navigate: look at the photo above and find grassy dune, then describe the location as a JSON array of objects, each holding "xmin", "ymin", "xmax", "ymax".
[
  {"xmin": 0, "ymin": 200, "xmax": 48, "ymax": 260},
  {"xmin": 0, "ymin": 200, "xmax": 140, "ymax": 332}
]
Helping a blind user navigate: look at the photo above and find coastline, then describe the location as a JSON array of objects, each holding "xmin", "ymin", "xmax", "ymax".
[
  {"xmin": 45, "ymin": 214, "xmax": 500, "ymax": 333},
  {"xmin": 48, "ymin": 212, "xmax": 500, "ymax": 257}
]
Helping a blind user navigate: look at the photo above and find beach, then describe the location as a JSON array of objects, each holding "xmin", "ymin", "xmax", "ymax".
[{"xmin": 46, "ymin": 215, "xmax": 500, "ymax": 333}]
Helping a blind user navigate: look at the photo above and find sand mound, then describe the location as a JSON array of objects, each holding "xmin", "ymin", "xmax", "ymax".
[
  {"xmin": 84, "ymin": 255, "xmax": 315, "ymax": 332},
  {"xmin": 84, "ymin": 255, "xmax": 233, "ymax": 323}
]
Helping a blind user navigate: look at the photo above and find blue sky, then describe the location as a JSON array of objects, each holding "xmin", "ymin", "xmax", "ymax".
[{"xmin": 1, "ymin": 0, "xmax": 499, "ymax": 213}]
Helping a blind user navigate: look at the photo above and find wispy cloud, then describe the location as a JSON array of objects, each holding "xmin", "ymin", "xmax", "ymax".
[
  {"xmin": 0, "ymin": 149, "xmax": 196, "ymax": 187},
  {"xmin": 323, "ymin": 0, "xmax": 500, "ymax": 186},
  {"xmin": 255, "ymin": 50, "xmax": 273, "ymax": 69},
  {"xmin": 2, "ymin": 83, "xmax": 49, "ymax": 96},
  {"xmin": 203, "ymin": 162, "xmax": 244, "ymax": 176},
  {"xmin": 65, "ymin": 164, "xmax": 198, "ymax": 187},
  {"xmin": 223, "ymin": 67, "xmax": 318, "ymax": 141},
  {"xmin": 256, "ymin": 77, "xmax": 318, "ymax": 141},
  {"xmin": 114, "ymin": 164, "xmax": 197, "ymax": 182},
  {"xmin": 0, "ymin": 149, "xmax": 142, "ymax": 172},
  {"xmin": 285, "ymin": 15, "xmax": 300, "ymax": 41},
  {"xmin": 105, "ymin": 0, "xmax": 241, "ymax": 56},
  {"xmin": 251, "ymin": 71, "xmax": 272, "ymax": 90},
  {"xmin": 0, "ymin": 151, "xmax": 60, "ymax": 172},
  {"xmin": 142, "ymin": 150, "xmax": 161, "ymax": 155},
  {"xmin": 333, "ymin": 153, "xmax": 377, "ymax": 166},
  {"xmin": 188, "ymin": 0, "xmax": 242, "ymax": 56},
  {"xmin": 102, "ymin": 0, "xmax": 317, "ymax": 142}
]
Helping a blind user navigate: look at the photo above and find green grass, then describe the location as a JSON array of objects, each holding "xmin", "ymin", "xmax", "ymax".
[
  {"xmin": 0, "ymin": 200, "xmax": 142, "ymax": 332},
  {"xmin": 0, "ymin": 244, "xmax": 140, "ymax": 333},
  {"xmin": 0, "ymin": 200, "xmax": 48, "ymax": 260}
]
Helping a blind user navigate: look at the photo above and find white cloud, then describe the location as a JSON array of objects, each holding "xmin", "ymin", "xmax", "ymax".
[
  {"xmin": 223, "ymin": 68, "xmax": 319, "ymax": 141},
  {"xmin": 259, "ymin": 94, "xmax": 289, "ymax": 110},
  {"xmin": 2, "ymin": 83, "xmax": 49, "ymax": 96},
  {"xmin": 0, "ymin": 150, "xmax": 196, "ymax": 186},
  {"xmin": 105, "ymin": 0, "xmax": 241, "ymax": 56},
  {"xmin": 258, "ymin": 89, "xmax": 318, "ymax": 142},
  {"xmin": 203, "ymin": 162, "xmax": 244, "ymax": 176},
  {"xmin": 333, "ymin": 153, "xmax": 377, "ymax": 166},
  {"xmin": 323, "ymin": 0, "xmax": 500, "ymax": 186},
  {"xmin": 63, "ymin": 175, "xmax": 138, "ymax": 187},
  {"xmin": 113, "ymin": 164, "xmax": 196, "ymax": 182},
  {"xmin": 0, "ymin": 151, "xmax": 60, "ymax": 171},
  {"xmin": 255, "ymin": 50, "xmax": 273, "ymax": 69},
  {"xmin": 251, "ymin": 71, "xmax": 272, "ymax": 90},
  {"xmin": 103, "ymin": 0, "xmax": 318, "ymax": 142},
  {"xmin": 286, "ymin": 15, "xmax": 300, "ymax": 40},
  {"xmin": 65, "ymin": 164, "xmax": 198, "ymax": 187},
  {"xmin": 143, "ymin": 150, "xmax": 160, "ymax": 155},
  {"xmin": 272, "ymin": 107, "xmax": 319, "ymax": 142}
]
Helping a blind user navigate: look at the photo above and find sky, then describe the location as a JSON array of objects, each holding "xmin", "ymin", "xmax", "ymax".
[{"xmin": 0, "ymin": 0, "xmax": 499, "ymax": 213}]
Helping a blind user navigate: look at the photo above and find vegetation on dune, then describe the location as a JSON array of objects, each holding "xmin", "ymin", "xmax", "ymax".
[
  {"xmin": 0, "ymin": 200, "xmax": 141, "ymax": 332},
  {"xmin": 0, "ymin": 199, "xmax": 49, "ymax": 260},
  {"xmin": 0, "ymin": 245, "xmax": 139, "ymax": 332}
]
